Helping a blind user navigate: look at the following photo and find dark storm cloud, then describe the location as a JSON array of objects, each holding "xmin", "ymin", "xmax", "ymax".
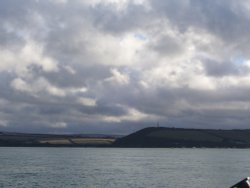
[{"xmin": 1, "ymin": 0, "xmax": 250, "ymax": 134}]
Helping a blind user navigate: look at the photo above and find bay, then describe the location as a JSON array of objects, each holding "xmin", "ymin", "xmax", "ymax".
[{"xmin": 0, "ymin": 147, "xmax": 249, "ymax": 187}]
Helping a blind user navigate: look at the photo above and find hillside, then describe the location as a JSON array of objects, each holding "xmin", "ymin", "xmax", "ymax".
[{"xmin": 113, "ymin": 127, "xmax": 250, "ymax": 148}]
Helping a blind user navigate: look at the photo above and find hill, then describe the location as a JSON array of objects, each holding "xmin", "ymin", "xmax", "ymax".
[{"xmin": 113, "ymin": 127, "xmax": 250, "ymax": 148}]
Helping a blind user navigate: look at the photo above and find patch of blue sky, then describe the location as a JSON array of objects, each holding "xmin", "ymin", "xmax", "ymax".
[
  {"xmin": 232, "ymin": 56, "xmax": 248, "ymax": 65},
  {"xmin": 134, "ymin": 33, "xmax": 147, "ymax": 41}
]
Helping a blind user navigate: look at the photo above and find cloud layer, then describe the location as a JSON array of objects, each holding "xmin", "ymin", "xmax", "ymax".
[{"xmin": 1, "ymin": 0, "xmax": 250, "ymax": 134}]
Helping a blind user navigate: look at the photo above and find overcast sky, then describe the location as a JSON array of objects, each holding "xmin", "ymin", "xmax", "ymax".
[{"xmin": 1, "ymin": 0, "xmax": 250, "ymax": 134}]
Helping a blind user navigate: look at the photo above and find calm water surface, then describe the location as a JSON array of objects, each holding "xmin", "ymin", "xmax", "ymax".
[{"xmin": 0, "ymin": 148, "xmax": 250, "ymax": 187}]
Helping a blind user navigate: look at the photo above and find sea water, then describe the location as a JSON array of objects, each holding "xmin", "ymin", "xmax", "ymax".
[{"xmin": 0, "ymin": 147, "xmax": 249, "ymax": 188}]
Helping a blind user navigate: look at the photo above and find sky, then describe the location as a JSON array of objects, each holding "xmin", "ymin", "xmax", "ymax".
[{"xmin": 1, "ymin": 0, "xmax": 250, "ymax": 134}]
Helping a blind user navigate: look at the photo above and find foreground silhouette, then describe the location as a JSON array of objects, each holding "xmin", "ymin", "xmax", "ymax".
[{"xmin": 231, "ymin": 177, "xmax": 250, "ymax": 188}]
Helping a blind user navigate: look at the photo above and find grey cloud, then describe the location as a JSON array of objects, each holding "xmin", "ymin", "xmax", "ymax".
[
  {"xmin": 202, "ymin": 59, "xmax": 241, "ymax": 77},
  {"xmin": 77, "ymin": 104, "xmax": 127, "ymax": 117},
  {"xmin": 28, "ymin": 63, "xmax": 111, "ymax": 88},
  {"xmin": 1, "ymin": 0, "xmax": 250, "ymax": 134},
  {"xmin": 149, "ymin": 0, "xmax": 250, "ymax": 53},
  {"xmin": 91, "ymin": 2, "xmax": 150, "ymax": 34},
  {"xmin": 150, "ymin": 34, "xmax": 184, "ymax": 56}
]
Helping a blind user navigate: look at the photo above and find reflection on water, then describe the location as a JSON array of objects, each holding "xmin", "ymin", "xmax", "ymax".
[{"xmin": 0, "ymin": 148, "xmax": 249, "ymax": 188}]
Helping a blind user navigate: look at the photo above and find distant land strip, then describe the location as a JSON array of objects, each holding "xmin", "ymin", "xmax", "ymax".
[
  {"xmin": 2, "ymin": 127, "xmax": 250, "ymax": 148},
  {"xmin": 0, "ymin": 132, "xmax": 118, "ymax": 147}
]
